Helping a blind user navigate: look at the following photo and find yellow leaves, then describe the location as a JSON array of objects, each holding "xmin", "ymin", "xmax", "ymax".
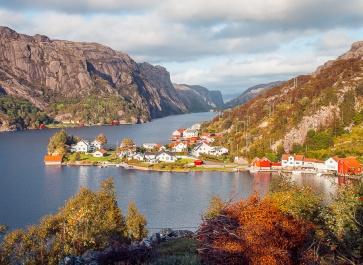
[{"xmin": 126, "ymin": 201, "xmax": 148, "ymax": 241}]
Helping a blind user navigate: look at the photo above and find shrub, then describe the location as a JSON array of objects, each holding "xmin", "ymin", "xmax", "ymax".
[
  {"xmin": 126, "ymin": 201, "xmax": 148, "ymax": 241},
  {"xmin": 203, "ymin": 196, "xmax": 225, "ymax": 220},
  {"xmin": 196, "ymin": 195, "xmax": 316, "ymax": 265},
  {"xmin": 0, "ymin": 178, "xmax": 128, "ymax": 264}
]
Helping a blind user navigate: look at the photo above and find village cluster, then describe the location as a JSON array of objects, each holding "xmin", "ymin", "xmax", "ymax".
[
  {"xmin": 251, "ymin": 154, "xmax": 362, "ymax": 176},
  {"xmin": 67, "ymin": 123, "xmax": 229, "ymax": 164}
]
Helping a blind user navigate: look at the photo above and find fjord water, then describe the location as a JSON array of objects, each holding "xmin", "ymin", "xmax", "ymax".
[{"xmin": 0, "ymin": 112, "xmax": 335, "ymax": 231}]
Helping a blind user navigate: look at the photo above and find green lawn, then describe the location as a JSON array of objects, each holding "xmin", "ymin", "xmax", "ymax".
[{"xmin": 148, "ymin": 238, "xmax": 200, "ymax": 265}]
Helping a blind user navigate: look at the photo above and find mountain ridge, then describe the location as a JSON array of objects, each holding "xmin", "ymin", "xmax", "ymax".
[
  {"xmin": 225, "ymin": 81, "xmax": 283, "ymax": 108},
  {"xmin": 0, "ymin": 26, "xmax": 222, "ymax": 131},
  {"xmin": 202, "ymin": 41, "xmax": 363, "ymax": 160},
  {"xmin": 174, "ymin": 83, "xmax": 225, "ymax": 112}
]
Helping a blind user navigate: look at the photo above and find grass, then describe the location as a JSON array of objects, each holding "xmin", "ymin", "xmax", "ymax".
[{"xmin": 148, "ymin": 238, "xmax": 200, "ymax": 265}]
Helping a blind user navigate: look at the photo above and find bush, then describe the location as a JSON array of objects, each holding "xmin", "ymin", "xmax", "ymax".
[
  {"xmin": 126, "ymin": 201, "xmax": 148, "ymax": 241},
  {"xmin": 196, "ymin": 195, "xmax": 316, "ymax": 265},
  {"xmin": 203, "ymin": 196, "xmax": 225, "ymax": 220},
  {"xmin": 0, "ymin": 178, "xmax": 129, "ymax": 264}
]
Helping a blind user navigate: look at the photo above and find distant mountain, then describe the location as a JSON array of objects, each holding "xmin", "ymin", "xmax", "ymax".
[
  {"xmin": 225, "ymin": 81, "xmax": 283, "ymax": 108},
  {"xmin": 0, "ymin": 26, "xmax": 214, "ymax": 131},
  {"xmin": 174, "ymin": 84, "xmax": 225, "ymax": 112},
  {"xmin": 203, "ymin": 40, "xmax": 363, "ymax": 158}
]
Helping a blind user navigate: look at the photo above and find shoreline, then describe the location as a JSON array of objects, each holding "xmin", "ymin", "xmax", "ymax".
[
  {"xmin": 60, "ymin": 161, "xmax": 249, "ymax": 173},
  {"xmin": 0, "ymin": 111, "xmax": 217, "ymax": 133}
]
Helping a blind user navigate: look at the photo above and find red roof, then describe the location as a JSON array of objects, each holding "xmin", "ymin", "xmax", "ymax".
[
  {"xmin": 98, "ymin": 149, "xmax": 107, "ymax": 154},
  {"xmin": 44, "ymin": 155, "xmax": 63, "ymax": 162},
  {"xmin": 281, "ymin": 154, "xmax": 290, "ymax": 160},
  {"xmin": 340, "ymin": 157, "xmax": 361, "ymax": 168}
]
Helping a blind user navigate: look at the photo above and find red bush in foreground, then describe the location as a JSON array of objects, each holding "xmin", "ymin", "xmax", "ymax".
[{"xmin": 196, "ymin": 195, "xmax": 316, "ymax": 265}]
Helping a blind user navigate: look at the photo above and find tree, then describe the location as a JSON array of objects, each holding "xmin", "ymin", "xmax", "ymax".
[
  {"xmin": 0, "ymin": 224, "xmax": 7, "ymax": 235},
  {"xmin": 96, "ymin": 133, "xmax": 107, "ymax": 145},
  {"xmin": 120, "ymin": 138, "xmax": 135, "ymax": 148},
  {"xmin": 126, "ymin": 201, "xmax": 148, "ymax": 241},
  {"xmin": 47, "ymin": 129, "xmax": 68, "ymax": 155},
  {"xmin": 69, "ymin": 152, "xmax": 80, "ymax": 162},
  {"xmin": 0, "ymin": 178, "xmax": 129, "ymax": 264},
  {"xmin": 322, "ymin": 183, "xmax": 363, "ymax": 262},
  {"xmin": 197, "ymin": 195, "xmax": 316, "ymax": 265},
  {"xmin": 203, "ymin": 196, "xmax": 225, "ymax": 220}
]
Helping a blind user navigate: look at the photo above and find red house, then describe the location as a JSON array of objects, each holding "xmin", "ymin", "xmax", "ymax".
[
  {"xmin": 252, "ymin": 157, "xmax": 272, "ymax": 169},
  {"xmin": 44, "ymin": 155, "xmax": 63, "ymax": 165},
  {"xmin": 338, "ymin": 157, "xmax": 362, "ymax": 176}
]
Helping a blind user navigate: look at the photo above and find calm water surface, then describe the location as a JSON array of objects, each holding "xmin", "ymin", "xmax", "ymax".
[{"xmin": 0, "ymin": 112, "xmax": 337, "ymax": 231}]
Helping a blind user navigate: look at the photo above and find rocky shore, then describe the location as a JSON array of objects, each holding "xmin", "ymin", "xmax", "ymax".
[{"xmin": 59, "ymin": 229, "xmax": 194, "ymax": 265}]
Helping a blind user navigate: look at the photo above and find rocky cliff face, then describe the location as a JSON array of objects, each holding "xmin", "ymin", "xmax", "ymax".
[
  {"xmin": 0, "ymin": 26, "xmax": 189, "ymax": 128},
  {"xmin": 174, "ymin": 84, "xmax": 224, "ymax": 112}
]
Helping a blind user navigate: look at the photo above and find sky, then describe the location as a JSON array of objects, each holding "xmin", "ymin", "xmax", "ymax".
[{"xmin": 1, "ymin": 0, "xmax": 363, "ymax": 99}]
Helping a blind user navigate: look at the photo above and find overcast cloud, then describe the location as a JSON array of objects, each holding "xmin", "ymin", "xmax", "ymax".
[{"xmin": 0, "ymin": 0, "xmax": 362, "ymax": 97}]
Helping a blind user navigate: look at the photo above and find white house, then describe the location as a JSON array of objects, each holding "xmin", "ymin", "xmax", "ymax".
[
  {"xmin": 172, "ymin": 142, "xmax": 188, "ymax": 152},
  {"xmin": 91, "ymin": 140, "xmax": 103, "ymax": 150},
  {"xmin": 172, "ymin": 129, "xmax": 184, "ymax": 138},
  {"xmin": 183, "ymin": 129, "xmax": 199, "ymax": 138},
  {"xmin": 302, "ymin": 158, "xmax": 316, "ymax": 169},
  {"xmin": 201, "ymin": 135, "xmax": 215, "ymax": 143},
  {"xmin": 315, "ymin": 161, "xmax": 326, "ymax": 172},
  {"xmin": 190, "ymin": 123, "xmax": 201, "ymax": 130},
  {"xmin": 142, "ymin": 143, "xmax": 158, "ymax": 150},
  {"xmin": 93, "ymin": 149, "xmax": 107, "ymax": 158},
  {"xmin": 211, "ymin": 147, "xmax": 228, "ymax": 156},
  {"xmin": 156, "ymin": 151, "xmax": 177, "ymax": 162},
  {"xmin": 131, "ymin": 153, "xmax": 145, "ymax": 161},
  {"xmin": 118, "ymin": 150, "xmax": 136, "ymax": 158},
  {"xmin": 281, "ymin": 154, "xmax": 304, "ymax": 168},
  {"xmin": 192, "ymin": 142, "xmax": 214, "ymax": 157},
  {"xmin": 145, "ymin": 152, "xmax": 157, "ymax": 161},
  {"xmin": 73, "ymin": 140, "xmax": 93, "ymax": 153},
  {"xmin": 325, "ymin": 157, "xmax": 339, "ymax": 172}
]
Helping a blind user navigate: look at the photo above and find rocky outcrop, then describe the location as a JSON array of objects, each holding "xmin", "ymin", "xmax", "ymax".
[
  {"xmin": 0, "ymin": 26, "xmax": 189, "ymax": 126},
  {"xmin": 174, "ymin": 84, "xmax": 225, "ymax": 112},
  {"xmin": 282, "ymin": 106, "xmax": 339, "ymax": 151}
]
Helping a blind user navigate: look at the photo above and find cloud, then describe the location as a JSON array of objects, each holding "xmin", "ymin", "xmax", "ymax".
[
  {"xmin": 0, "ymin": 0, "xmax": 158, "ymax": 13},
  {"xmin": 0, "ymin": 0, "xmax": 363, "ymax": 94}
]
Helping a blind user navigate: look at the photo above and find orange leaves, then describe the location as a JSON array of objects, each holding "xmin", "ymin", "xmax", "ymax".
[{"xmin": 196, "ymin": 194, "xmax": 316, "ymax": 265}]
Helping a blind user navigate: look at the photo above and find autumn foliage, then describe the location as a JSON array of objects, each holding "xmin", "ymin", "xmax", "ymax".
[{"xmin": 196, "ymin": 195, "xmax": 316, "ymax": 265}]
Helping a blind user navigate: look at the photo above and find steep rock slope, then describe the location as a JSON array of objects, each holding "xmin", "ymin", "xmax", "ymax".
[
  {"xmin": 203, "ymin": 41, "xmax": 363, "ymax": 159},
  {"xmin": 174, "ymin": 84, "xmax": 225, "ymax": 112},
  {"xmin": 0, "ymin": 26, "xmax": 188, "ymax": 129}
]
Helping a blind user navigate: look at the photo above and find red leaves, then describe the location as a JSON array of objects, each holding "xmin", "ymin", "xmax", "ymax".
[{"xmin": 196, "ymin": 195, "xmax": 316, "ymax": 265}]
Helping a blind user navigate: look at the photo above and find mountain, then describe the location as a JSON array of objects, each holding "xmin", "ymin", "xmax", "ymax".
[
  {"xmin": 0, "ymin": 26, "xmax": 191, "ymax": 131},
  {"xmin": 225, "ymin": 81, "xmax": 283, "ymax": 108},
  {"xmin": 174, "ymin": 84, "xmax": 225, "ymax": 112},
  {"xmin": 202, "ymin": 41, "xmax": 363, "ymax": 160}
]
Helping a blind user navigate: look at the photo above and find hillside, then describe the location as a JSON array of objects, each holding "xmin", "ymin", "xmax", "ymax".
[
  {"xmin": 174, "ymin": 84, "xmax": 225, "ymax": 112},
  {"xmin": 202, "ymin": 41, "xmax": 363, "ymax": 160},
  {"xmin": 0, "ymin": 26, "xmax": 221, "ymax": 131},
  {"xmin": 225, "ymin": 81, "xmax": 283, "ymax": 108}
]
